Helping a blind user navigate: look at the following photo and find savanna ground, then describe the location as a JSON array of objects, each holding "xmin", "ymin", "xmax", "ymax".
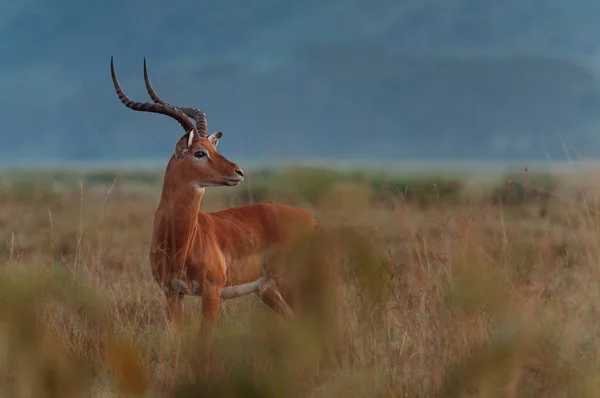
[{"xmin": 1, "ymin": 162, "xmax": 600, "ymax": 397}]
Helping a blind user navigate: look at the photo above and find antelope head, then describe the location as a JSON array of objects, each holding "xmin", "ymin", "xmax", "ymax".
[{"xmin": 110, "ymin": 56, "xmax": 245, "ymax": 188}]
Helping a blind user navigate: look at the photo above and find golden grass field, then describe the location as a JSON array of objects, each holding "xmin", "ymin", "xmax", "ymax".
[{"xmin": 1, "ymin": 163, "xmax": 600, "ymax": 397}]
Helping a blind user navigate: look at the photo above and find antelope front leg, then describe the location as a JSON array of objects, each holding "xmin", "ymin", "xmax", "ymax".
[
  {"xmin": 199, "ymin": 283, "xmax": 221, "ymax": 378},
  {"xmin": 165, "ymin": 291, "xmax": 185, "ymax": 333}
]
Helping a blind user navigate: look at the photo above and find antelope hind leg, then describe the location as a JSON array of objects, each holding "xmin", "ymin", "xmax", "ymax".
[{"xmin": 257, "ymin": 279, "xmax": 297, "ymax": 321}]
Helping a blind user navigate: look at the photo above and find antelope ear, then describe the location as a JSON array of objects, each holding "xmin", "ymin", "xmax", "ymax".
[
  {"xmin": 175, "ymin": 131, "xmax": 194, "ymax": 159},
  {"xmin": 208, "ymin": 132, "xmax": 222, "ymax": 148}
]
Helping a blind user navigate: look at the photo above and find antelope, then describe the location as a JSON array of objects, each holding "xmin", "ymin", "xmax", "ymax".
[{"xmin": 110, "ymin": 57, "xmax": 318, "ymax": 364}]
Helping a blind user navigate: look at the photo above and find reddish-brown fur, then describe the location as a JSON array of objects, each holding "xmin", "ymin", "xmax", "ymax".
[
  {"xmin": 149, "ymin": 133, "xmax": 317, "ymax": 370},
  {"xmin": 110, "ymin": 57, "xmax": 317, "ymax": 373}
]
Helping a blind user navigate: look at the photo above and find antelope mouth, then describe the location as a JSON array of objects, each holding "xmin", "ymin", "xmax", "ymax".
[{"xmin": 225, "ymin": 177, "xmax": 244, "ymax": 186}]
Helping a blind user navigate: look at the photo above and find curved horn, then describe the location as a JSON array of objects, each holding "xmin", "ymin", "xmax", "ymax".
[
  {"xmin": 110, "ymin": 56, "xmax": 197, "ymax": 134},
  {"xmin": 143, "ymin": 58, "xmax": 208, "ymax": 137}
]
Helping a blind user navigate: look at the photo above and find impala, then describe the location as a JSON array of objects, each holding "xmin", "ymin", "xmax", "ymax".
[{"xmin": 110, "ymin": 57, "xmax": 318, "ymax": 363}]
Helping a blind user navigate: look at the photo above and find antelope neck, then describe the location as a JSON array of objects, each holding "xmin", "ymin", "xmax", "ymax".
[
  {"xmin": 159, "ymin": 160, "xmax": 206, "ymax": 223},
  {"xmin": 159, "ymin": 173, "xmax": 205, "ymax": 219},
  {"xmin": 155, "ymin": 173, "xmax": 206, "ymax": 273}
]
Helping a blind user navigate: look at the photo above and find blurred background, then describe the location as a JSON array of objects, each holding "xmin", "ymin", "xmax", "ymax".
[
  {"xmin": 5, "ymin": 2, "xmax": 600, "ymax": 397},
  {"xmin": 3, "ymin": 0, "xmax": 600, "ymax": 167}
]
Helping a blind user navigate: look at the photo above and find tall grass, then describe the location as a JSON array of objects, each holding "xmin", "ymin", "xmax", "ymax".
[{"xmin": 0, "ymin": 165, "xmax": 598, "ymax": 397}]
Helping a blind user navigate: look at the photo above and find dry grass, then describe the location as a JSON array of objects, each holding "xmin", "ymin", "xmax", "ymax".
[{"xmin": 1, "ymin": 164, "xmax": 600, "ymax": 397}]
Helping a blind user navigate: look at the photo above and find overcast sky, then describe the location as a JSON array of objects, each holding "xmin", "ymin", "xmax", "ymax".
[{"xmin": 3, "ymin": 0, "xmax": 600, "ymax": 164}]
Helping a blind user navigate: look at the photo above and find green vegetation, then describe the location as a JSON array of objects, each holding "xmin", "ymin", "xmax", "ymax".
[{"xmin": 0, "ymin": 163, "xmax": 597, "ymax": 396}]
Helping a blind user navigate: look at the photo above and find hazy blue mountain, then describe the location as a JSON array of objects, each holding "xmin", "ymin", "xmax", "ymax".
[{"xmin": 2, "ymin": 0, "xmax": 600, "ymax": 164}]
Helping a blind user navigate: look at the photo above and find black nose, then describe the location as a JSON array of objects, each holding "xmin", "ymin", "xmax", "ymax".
[{"xmin": 235, "ymin": 168, "xmax": 244, "ymax": 177}]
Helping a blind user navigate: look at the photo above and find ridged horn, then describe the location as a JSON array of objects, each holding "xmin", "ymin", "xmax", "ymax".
[
  {"xmin": 110, "ymin": 56, "xmax": 197, "ymax": 134},
  {"xmin": 143, "ymin": 58, "xmax": 208, "ymax": 137}
]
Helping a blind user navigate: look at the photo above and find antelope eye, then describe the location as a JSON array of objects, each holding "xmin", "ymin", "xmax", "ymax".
[{"xmin": 194, "ymin": 151, "xmax": 207, "ymax": 159}]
